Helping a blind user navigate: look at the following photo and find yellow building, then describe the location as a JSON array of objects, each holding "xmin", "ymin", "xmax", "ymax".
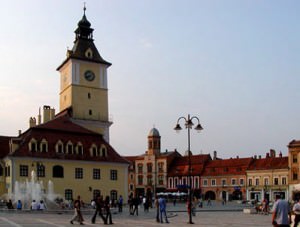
[
  {"xmin": 288, "ymin": 140, "xmax": 300, "ymax": 200},
  {"xmin": 0, "ymin": 8, "xmax": 129, "ymax": 204}
]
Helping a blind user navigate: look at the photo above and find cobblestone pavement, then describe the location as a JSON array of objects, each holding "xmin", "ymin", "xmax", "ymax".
[{"xmin": 0, "ymin": 202, "xmax": 275, "ymax": 227}]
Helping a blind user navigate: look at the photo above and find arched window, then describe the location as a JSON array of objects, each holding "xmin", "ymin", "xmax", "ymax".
[
  {"xmin": 40, "ymin": 139, "xmax": 48, "ymax": 152},
  {"xmin": 56, "ymin": 140, "xmax": 64, "ymax": 154},
  {"xmin": 29, "ymin": 138, "xmax": 37, "ymax": 152},
  {"xmin": 66, "ymin": 141, "xmax": 73, "ymax": 154},
  {"xmin": 110, "ymin": 190, "xmax": 117, "ymax": 201},
  {"xmin": 76, "ymin": 143, "xmax": 83, "ymax": 155},
  {"xmin": 93, "ymin": 190, "xmax": 101, "ymax": 200},
  {"xmin": 90, "ymin": 144, "xmax": 97, "ymax": 157},
  {"xmin": 65, "ymin": 189, "xmax": 73, "ymax": 200},
  {"xmin": 53, "ymin": 165, "xmax": 64, "ymax": 178},
  {"xmin": 100, "ymin": 145, "xmax": 107, "ymax": 157}
]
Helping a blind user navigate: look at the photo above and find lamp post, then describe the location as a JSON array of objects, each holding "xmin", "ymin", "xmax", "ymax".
[{"xmin": 174, "ymin": 114, "xmax": 203, "ymax": 224}]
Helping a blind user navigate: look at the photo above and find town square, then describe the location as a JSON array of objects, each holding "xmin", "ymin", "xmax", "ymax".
[{"xmin": 0, "ymin": 1, "xmax": 300, "ymax": 226}]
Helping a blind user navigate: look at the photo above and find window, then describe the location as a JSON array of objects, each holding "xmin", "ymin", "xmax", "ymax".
[
  {"xmin": 274, "ymin": 178, "xmax": 279, "ymax": 185},
  {"xmin": 264, "ymin": 178, "xmax": 269, "ymax": 186},
  {"xmin": 20, "ymin": 165, "xmax": 28, "ymax": 177},
  {"xmin": 158, "ymin": 162, "xmax": 164, "ymax": 173},
  {"xmin": 65, "ymin": 189, "xmax": 73, "ymax": 200},
  {"xmin": 282, "ymin": 177, "xmax": 287, "ymax": 185},
  {"xmin": 40, "ymin": 139, "xmax": 48, "ymax": 152},
  {"xmin": 93, "ymin": 190, "xmax": 101, "ymax": 199},
  {"xmin": 147, "ymin": 175, "xmax": 152, "ymax": 185},
  {"xmin": 147, "ymin": 163, "xmax": 152, "ymax": 173},
  {"xmin": 231, "ymin": 179, "xmax": 236, "ymax": 185},
  {"xmin": 195, "ymin": 178, "xmax": 199, "ymax": 188},
  {"xmin": 53, "ymin": 165, "xmax": 64, "ymax": 178},
  {"xmin": 0, "ymin": 166, "xmax": 3, "ymax": 176},
  {"xmin": 110, "ymin": 170, "xmax": 117, "ymax": 180},
  {"xmin": 5, "ymin": 166, "xmax": 10, "ymax": 177},
  {"xmin": 293, "ymin": 154, "xmax": 298, "ymax": 163},
  {"xmin": 89, "ymin": 109, "xmax": 92, "ymax": 115},
  {"xmin": 67, "ymin": 142, "xmax": 73, "ymax": 154},
  {"xmin": 293, "ymin": 172, "xmax": 298, "ymax": 181},
  {"xmin": 221, "ymin": 179, "xmax": 226, "ymax": 186},
  {"xmin": 211, "ymin": 179, "xmax": 216, "ymax": 186},
  {"xmin": 75, "ymin": 168, "xmax": 83, "ymax": 179},
  {"xmin": 240, "ymin": 178, "xmax": 244, "ymax": 185},
  {"xmin": 138, "ymin": 175, "xmax": 143, "ymax": 185},
  {"xmin": 101, "ymin": 146, "xmax": 107, "ymax": 157},
  {"xmin": 130, "ymin": 174, "xmax": 134, "ymax": 180},
  {"xmin": 129, "ymin": 184, "xmax": 134, "ymax": 191},
  {"xmin": 37, "ymin": 164, "xmax": 45, "ymax": 178},
  {"xmin": 158, "ymin": 175, "xmax": 164, "ymax": 185},
  {"xmin": 110, "ymin": 190, "xmax": 117, "ymax": 201},
  {"xmin": 56, "ymin": 141, "xmax": 64, "ymax": 154},
  {"xmin": 93, "ymin": 169, "xmax": 101, "ymax": 180},
  {"xmin": 77, "ymin": 144, "xmax": 83, "ymax": 155},
  {"xmin": 88, "ymin": 93, "xmax": 91, "ymax": 99},
  {"xmin": 248, "ymin": 179, "xmax": 252, "ymax": 186},
  {"xmin": 203, "ymin": 179, "xmax": 208, "ymax": 186},
  {"xmin": 138, "ymin": 164, "xmax": 143, "ymax": 174},
  {"xmin": 255, "ymin": 178, "xmax": 259, "ymax": 186}
]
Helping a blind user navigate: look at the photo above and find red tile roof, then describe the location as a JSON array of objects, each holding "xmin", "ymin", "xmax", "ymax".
[
  {"xmin": 202, "ymin": 157, "xmax": 253, "ymax": 176},
  {"xmin": 248, "ymin": 157, "xmax": 288, "ymax": 170},
  {"xmin": 7, "ymin": 115, "xmax": 129, "ymax": 164},
  {"xmin": 168, "ymin": 154, "xmax": 211, "ymax": 177}
]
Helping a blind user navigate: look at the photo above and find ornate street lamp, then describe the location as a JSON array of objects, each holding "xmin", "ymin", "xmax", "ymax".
[{"xmin": 174, "ymin": 114, "xmax": 203, "ymax": 224}]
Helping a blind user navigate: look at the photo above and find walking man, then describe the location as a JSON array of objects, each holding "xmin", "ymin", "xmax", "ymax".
[
  {"xmin": 158, "ymin": 196, "xmax": 169, "ymax": 223},
  {"xmin": 70, "ymin": 195, "xmax": 84, "ymax": 225},
  {"xmin": 91, "ymin": 195, "xmax": 106, "ymax": 224},
  {"xmin": 271, "ymin": 194, "xmax": 291, "ymax": 227}
]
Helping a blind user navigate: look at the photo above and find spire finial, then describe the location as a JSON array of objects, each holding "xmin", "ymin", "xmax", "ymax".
[{"xmin": 83, "ymin": 2, "xmax": 86, "ymax": 15}]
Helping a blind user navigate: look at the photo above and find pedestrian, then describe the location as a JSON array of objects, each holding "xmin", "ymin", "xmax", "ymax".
[
  {"xmin": 293, "ymin": 199, "xmax": 300, "ymax": 227},
  {"xmin": 192, "ymin": 197, "xmax": 197, "ymax": 216},
  {"xmin": 271, "ymin": 194, "xmax": 291, "ymax": 227},
  {"xmin": 128, "ymin": 194, "xmax": 134, "ymax": 215},
  {"xmin": 132, "ymin": 196, "xmax": 139, "ymax": 216},
  {"xmin": 104, "ymin": 196, "xmax": 113, "ymax": 225},
  {"xmin": 31, "ymin": 200, "xmax": 38, "ymax": 210},
  {"xmin": 118, "ymin": 195, "xmax": 123, "ymax": 213},
  {"xmin": 173, "ymin": 197, "xmax": 176, "ymax": 206},
  {"xmin": 6, "ymin": 199, "xmax": 14, "ymax": 209},
  {"xmin": 39, "ymin": 200, "xmax": 46, "ymax": 210},
  {"xmin": 91, "ymin": 195, "xmax": 106, "ymax": 224},
  {"xmin": 158, "ymin": 196, "xmax": 169, "ymax": 223},
  {"xmin": 70, "ymin": 195, "xmax": 84, "ymax": 225},
  {"xmin": 16, "ymin": 200, "xmax": 22, "ymax": 210},
  {"xmin": 155, "ymin": 196, "xmax": 160, "ymax": 222},
  {"xmin": 207, "ymin": 198, "xmax": 212, "ymax": 206}
]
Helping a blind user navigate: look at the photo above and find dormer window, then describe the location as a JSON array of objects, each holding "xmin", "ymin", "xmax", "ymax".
[
  {"xmin": 76, "ymin": 143, "xmax": 83, "ymax": 155},
  {"xmin": 85, "ymin": 48, "xmax": 93, "ymax": 58},
  {"xmin": 100, "ymin": 145, "xmax": 107, "ymax": 157},
  {"xmin": 40, "ymin": 139, "xmax": 48, "ymax": 152},
  {"xmin": 67, "ymin": 141, "xmax": 73, "ymax": 154},
  {"xmin": 90, "ymin": 144, "xmax": 99, "ymax": 157},
  {"xmin": 56, "ymin": 140, "xmax": 64, "ymax": 154},
  {"xmin": 29, "ymin": 138, "xmax": 37, "ymax": 152}
]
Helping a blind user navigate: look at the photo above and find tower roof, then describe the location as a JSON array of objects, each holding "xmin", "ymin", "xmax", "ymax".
[
  {"xmin": 148, "ymin": 128, "xmax": 160, "ymax": 137},
  {"xmin": 57, "ymin": 7, "xmax": 111, "ymax": 70}
]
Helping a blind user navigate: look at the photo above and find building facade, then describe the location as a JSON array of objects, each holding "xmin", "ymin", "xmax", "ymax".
[{"xmin": 0, "ymin": 8, "xmax": 129, "ymax": 203}]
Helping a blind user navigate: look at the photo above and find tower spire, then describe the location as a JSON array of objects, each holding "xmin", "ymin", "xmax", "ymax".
[{"xmin": 83, "ymin": 2, "xmax": 86, "ymax": 15}]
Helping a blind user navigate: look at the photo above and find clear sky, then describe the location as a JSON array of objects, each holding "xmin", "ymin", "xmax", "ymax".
[{"xmin": 0, "ymin": 0, "xmax": 299, "ymax": 159}]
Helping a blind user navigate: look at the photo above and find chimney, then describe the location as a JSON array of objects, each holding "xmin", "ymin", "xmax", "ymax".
[
  {"xmin": 270, "ymin": 149, "xmax": 276, "ymax": 158},
  {"xmin": 259, "ymin": 155, "xmax": 261, "ymax": 159},
  {"xmin": 38, "ymin": 107, "xmax": 41, "ymax": 125},
  {"xmin": 18, "ymin": 130, "xmax": 21, "ymax": 135},
  {"xmin": 29, "ymin": 117, "xmax": 36, "ymax": 128},
  {"xmin": 279, "ymin": 152, "xmax": 282, "ymax": 158},
  {"xmin": 213, "ymin": 151, "xmax": 217, "ymax": 160},
  {"xmin": 43, "ymin": 105, "xmax": 55, "ymax": 123},
  {"xmin": 266, "ymin": 153, "xmax": 270, "ymax": 158},
  {"xmin": 236, "ymin": 155, "xmax": 239, "ymax": 159},
  {"xmin": 254, "ymin": 155, "xmax": 257, "ymax": 159}
]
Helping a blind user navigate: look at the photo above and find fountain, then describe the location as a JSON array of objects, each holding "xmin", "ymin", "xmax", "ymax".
[{"xmin": 8, "ymin": 170, "xmax": 61, "ymax": 209}]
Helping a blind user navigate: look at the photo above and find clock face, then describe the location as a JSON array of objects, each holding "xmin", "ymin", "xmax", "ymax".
[{"xmin": 84, "ymin": 70, "xmax": 95, "ymax": 81}]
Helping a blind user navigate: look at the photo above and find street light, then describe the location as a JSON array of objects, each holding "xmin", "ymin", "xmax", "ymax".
[{"xmin": 174, "ymin": 114, "xmax": 203, "ymax": 224}]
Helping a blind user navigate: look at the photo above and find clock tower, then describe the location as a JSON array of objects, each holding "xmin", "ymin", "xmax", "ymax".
[{"xmin": 57, "ymin": 7, "xmax": 112, "ymax": 142}]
